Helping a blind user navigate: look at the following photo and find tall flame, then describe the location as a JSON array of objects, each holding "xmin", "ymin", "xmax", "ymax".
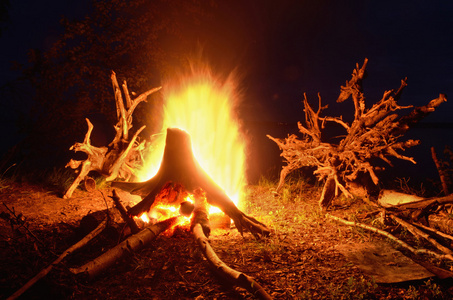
[{"xmin": 137, "ymin": 68, "xmax": 246, "ymax": 209}]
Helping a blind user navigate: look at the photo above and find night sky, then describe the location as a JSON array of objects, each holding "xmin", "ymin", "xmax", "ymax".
[{"xmin": 1, "ymin": 0, "xmax": 452, "ymax": 181}]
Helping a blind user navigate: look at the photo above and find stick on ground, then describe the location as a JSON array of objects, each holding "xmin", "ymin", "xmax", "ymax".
[
  {"xmin": 70, "ymin": 216, "xmax": 182, "ymax": 279},
  {"xmin": 191, "ymin": 194, "xmax": 272, "ymax": 300},
  {"xmin": 7, "ymin": 218, "xmax": 108, "ymax": 300},
  {"xmin": 327, "ymin": 214, "xmax": 453, "ymax": 262}
]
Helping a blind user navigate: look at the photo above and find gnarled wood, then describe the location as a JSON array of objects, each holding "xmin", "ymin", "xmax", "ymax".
[
  {"xmin": 268, "ymin": 59, "xmax": 447, "ymax": 209},
  {"xmin": 63, "ymin": 71, "xmax": 161, "ymax": 198}
]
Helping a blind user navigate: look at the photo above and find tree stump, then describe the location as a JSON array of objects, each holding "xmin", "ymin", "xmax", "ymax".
[{"xmin": 113, "ymin": 128, "xmax": 270, "ymax": 238}]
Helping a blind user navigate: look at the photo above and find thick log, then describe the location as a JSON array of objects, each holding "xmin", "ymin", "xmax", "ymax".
[
  {"xmin": 113, "ymin": 128, "xmax": 270, "ymax": 238},
  {"xmin": 70, "ymin": 216, "xmax": 182, "ymax": 279}
]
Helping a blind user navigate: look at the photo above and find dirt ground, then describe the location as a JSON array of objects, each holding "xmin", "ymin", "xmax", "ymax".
[{"xmin": 1, "ymin": 181, "xmax": 453, "ymax": 299}]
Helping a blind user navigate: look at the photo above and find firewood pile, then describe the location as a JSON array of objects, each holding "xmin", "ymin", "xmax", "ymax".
[{"xmin": 327, "ymin": 190, "xmax": 453, "ymax": 280}]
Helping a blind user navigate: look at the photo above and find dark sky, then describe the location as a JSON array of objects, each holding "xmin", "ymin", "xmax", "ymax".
[
  {"xmin": 238, "ymin": 1, "xmax": 453, "ymax": 123},
  {"xmin": 1, "ymin": 0, "xmax": 452, "ymax": 121},
  {"xmin": 1, "ymin": 0, "xmax": 452, "ymax": 180}
]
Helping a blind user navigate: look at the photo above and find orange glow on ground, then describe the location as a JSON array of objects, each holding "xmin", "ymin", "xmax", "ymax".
[{"xmin": 137, "ymin": 67, "xmax": 246, "ymax": 211}]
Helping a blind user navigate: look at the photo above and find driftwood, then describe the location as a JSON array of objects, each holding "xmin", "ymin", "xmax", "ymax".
[
  {"xmin": 268, "ymin": 59, "xmax": 447, "ymax": 210},
  {"xmin": 70, "ymin": 216, "xmax": 182, "ymax": 279},
  {"xmin": 7, "ymin": 218, "xmax": 108, "ymax": 300},
  {"xmin": 191, "ymin": 191, "xmax": 272, "ymax": 300},
  {"xmin": 64, "ymin": 71, "xmax": 161, "ymax": 198},
  {"xmin": 112, "ymin": 128, "xmax": 270, "ymax": 239}
]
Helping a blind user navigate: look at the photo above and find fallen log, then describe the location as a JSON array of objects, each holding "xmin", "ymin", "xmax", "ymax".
[
  {"xmin": 380, "ymin": 191, "xmax": 453, "ymax": 223},
  {"xmin": 7, "ymin": 218, "xmax": 108, "ymax": 300},
  {"xmin": 70, "ymin": 215, "xmax": 182, "ymax": 279},
  {"xmin": 191, "ymin": 194, "xmax": 272, "ymax": 300}
]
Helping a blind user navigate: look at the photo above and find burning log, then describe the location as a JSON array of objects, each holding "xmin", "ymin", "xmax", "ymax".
[
  {"xmin": 70, "ymin": 216, "xmax": 182, "ymax": 279},
  {"xmin": 63, "ymin": 71, "xmax": 161, "ymax": 199},
  {"xmin": 268, "ymin": 59, "xmax": 447, "ymax": 210},
  {"xmin": 113, "ymin": 128, "xmax": 270, "ymax": 238}
]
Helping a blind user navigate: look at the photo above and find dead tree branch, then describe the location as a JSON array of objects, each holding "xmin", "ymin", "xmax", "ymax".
[
  {"xmin": 390, "ymin": 214, "xmax": 453, "ymax": 255},
  {"xmin": 111, "ymin": 189, "xmax": 139, "ymax": 234},
  {"xmin": 327, "ymin": 214, "xmax": 453, "ymax": 262},
  {"xmin": 63, "ymin": 72, "xmax": 161, "ymax": 198}
]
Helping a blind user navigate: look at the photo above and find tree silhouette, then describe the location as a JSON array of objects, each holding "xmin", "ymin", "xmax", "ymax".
[{"xmin": 11, "ymin": 0, "xmax": 215, "ymax": 171}]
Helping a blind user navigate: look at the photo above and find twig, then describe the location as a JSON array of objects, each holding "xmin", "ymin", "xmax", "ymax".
[
  {"xmin": 7, "ymin": 218, "xmax": 108, "ymax": 300},
  {"xmin": 326, "ymin": 213, "xmax": 453, "ymax": 262},
  {"xmin": 413, "ymin": 221, "xmax": 453, "ymax": 242},
  {"xmin": 390, "ymin": 214, "xmax": 453, "ymax": 255},
  {"xmin": 2, "ymin": 203, "xmax": 44, "ymax": 246}
]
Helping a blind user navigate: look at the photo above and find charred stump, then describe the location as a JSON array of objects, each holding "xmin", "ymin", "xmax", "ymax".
[{"xmin": 113, "ymin": 128, "xmax": 270, "ymax": 238}]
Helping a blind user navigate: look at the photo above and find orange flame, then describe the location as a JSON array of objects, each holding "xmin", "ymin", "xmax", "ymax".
[
  {"xmin": 137, "ymin": 195, "xmax": 193, "ymax": 226},
  {"xmin": 137, "ymin": 67, "xmax": 246, "ymax": 212}
]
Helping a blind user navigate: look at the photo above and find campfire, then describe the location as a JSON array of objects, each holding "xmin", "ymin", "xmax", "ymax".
[
  {"xmin": 6, "ymin": 68, "xmax": 272, "ymax": 300},
  {"xmin": 118, "ymin": 69, "xmax": 254, "ymax": 230},
  {"xmin": 7, "ymin": 60, "xmax": 453, "ymax": 299}
]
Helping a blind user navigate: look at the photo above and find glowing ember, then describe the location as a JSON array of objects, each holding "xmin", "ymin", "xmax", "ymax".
[
  {"xmin": 139, "ymin": 213, "xmax": 150, "ymax": 223},
  {"xmin": 137, "ymin": 67, "xmax": 246, "ymax": 212}
]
